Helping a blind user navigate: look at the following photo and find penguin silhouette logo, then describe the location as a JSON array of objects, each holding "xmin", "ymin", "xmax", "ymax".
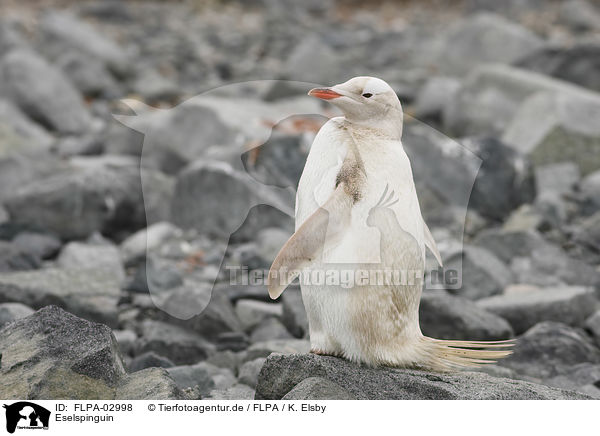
[{"xmin": 3, "ymin": 402, "xmax": 50, "ymax": 433}]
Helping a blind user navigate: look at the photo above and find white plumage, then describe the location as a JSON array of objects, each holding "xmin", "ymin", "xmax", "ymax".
[{"xmin": 268, "ymin": 77, "xmax": 513, "ymax": 370}]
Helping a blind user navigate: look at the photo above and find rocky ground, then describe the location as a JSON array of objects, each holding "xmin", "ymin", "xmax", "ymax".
[{"xmin": 1, "ymin": 0, "xmax": 600, "ymax": 400}]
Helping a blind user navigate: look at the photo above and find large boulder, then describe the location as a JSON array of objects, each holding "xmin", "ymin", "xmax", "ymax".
[
  {"xmin": 502, "ymin": 91, "xmax": 600, "ymax": 176},
  {"xmin": 171, "ymin": 160, "xmax": 293, "ymax": 241},
  {"xmin": 518, "ymin": 42, "xmax": 600, "ymax": 92},
  {"xmin": 255, "ymin": 353, "xmax": 589, "ymax": 399},
  {"xmin": 4, "ymin": 162, "xmax": 172, "ymax": 240},
  {"xmin": 403, "ymin": 125, "xmax": 534, "ymax": 221},
  {"xmin": 0, "ymin": 306, "xmax": 183, "ymax": 399},
  {"xmin": 444, "ymin": 245, "xmax": 513, "ymax": 299},
  {"xmin": 443, "ymin": 64, "xmax": 593, "ymax": 136},
  {"xmin": 0, "ymin": 268, "xmax": 121, "ymax": 327},
  {"xmin": 432, "ymin": 13, "xmax": 543, "ymax": 76},
  {"xmin": 478, "ymin": 286, "xmax": 598, "ymax": 335},
  {"xmin": 38, "ymin": 11, "xmax": 130, "ymax": 77},
  {"xmin": 0, "ymin": 49, "xmax": 92, "ymax": 134}
]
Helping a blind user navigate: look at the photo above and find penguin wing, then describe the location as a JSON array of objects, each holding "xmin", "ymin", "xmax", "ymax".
[
  {"xmin": 423, "ymin": 220, "xmax": 443, "ymax": 267},
  {"xmin": 267, "ymin": 183, "xmax": 353, "ymax": 299}
]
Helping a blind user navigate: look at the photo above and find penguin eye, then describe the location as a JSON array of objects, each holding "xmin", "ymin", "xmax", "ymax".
[{"xmin": 362, "ymin": 93, "xmax": 373, "ymax": 98}]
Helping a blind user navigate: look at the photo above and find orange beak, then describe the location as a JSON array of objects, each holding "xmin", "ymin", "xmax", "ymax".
[{"xmin": 308, "ymin": 88, "xmax": 342, "ymax": 100}]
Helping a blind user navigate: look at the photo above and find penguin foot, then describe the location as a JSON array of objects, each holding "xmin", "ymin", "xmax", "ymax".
[{"xmin": 310, "ymin": 348, "xmax": 344, "ymax": 358}]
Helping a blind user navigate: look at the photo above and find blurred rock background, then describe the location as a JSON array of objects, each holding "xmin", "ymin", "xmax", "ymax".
[{"xmin": 0, "ymin": 0, "xmax": 599, "ymax": 399}]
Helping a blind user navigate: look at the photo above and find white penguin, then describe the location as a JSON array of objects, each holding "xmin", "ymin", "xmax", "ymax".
[{"xmin": 267, "ymin": 76, "xmax": 513, "ymax": 371}]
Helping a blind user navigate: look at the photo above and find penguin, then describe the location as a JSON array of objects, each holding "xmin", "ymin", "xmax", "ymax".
[{"xmin": 267, "ymin": 76, "xmax": 513, "ymax": 371}]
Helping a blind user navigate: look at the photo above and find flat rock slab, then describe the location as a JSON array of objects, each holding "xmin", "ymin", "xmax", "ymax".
[{"xmin": 255, "ymin": 353, "xmax": 590, "ymax": 400}]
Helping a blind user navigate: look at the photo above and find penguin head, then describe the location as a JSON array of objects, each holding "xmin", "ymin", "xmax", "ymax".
[{"xmin": 308, "ymin": 76, "xmax": 402, "ymax": 131}]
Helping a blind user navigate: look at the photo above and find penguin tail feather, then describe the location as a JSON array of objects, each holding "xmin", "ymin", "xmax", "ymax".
[{"xmin": 420, "ymin": 337, "xmax": 515, "ymax": 372}]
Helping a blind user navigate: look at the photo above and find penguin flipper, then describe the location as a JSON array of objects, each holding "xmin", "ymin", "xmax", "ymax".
[
  {"xmin": 267, "ymin": 183, "xmax": 353, "ymax": 299},
  {"xmin": 423, "ymin": 220, "xmax": 443, "ymax": 267}
]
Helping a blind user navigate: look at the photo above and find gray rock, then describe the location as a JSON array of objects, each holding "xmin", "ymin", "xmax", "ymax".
[
  {"xmin": 136, "ymin": 320, "xmax": 216, "ymax": 365},
  {"xmin": 465, "ymin": 0, "xmax": 545, "ymax": 17},
  {"xmin": 11, "ymin": 232, "xmax": 61, "ymax": 260},
  {"xmin": 0, "ymin": 268, "xmax": 121, "ymax": 327},
  {"xmin": 0, "ymin": 19, "xmax": 27, "ymax": 56},
  {"xmin": 511, "ymin": 244, "xmax": 600, "ymax": 289},
  {"xmin": 473, "ymin": 228, "xmax": 550, "ymax": 263},
  {"xmin": 55, "ymin": 50, "xmax": 121, "ymax": 99},
  {"xmin": 113, "ymin": 329, "xmax": 137, "ymax": 356},
  {"xmin": 256, "ymin": 353, "xmax": 589, "ymax": 400},
  {"xmin": 122, "ymin": 103, "xmax": 237, "ymax": 175},
  {"xmin": 206, "ymin": 383, "xmax": 255, "ymax": 400},
  {"xmin": 545, "ymin": 363, "xmax": 600, "ymax": 398},
  {"xmin": 573, "ymin": 212, "xmax": 600, "ymax": 256},
  {"xmin": 479, "ymin": 286, "xmax": 598, "ymax": 335},
  {"xmin": 500, "ymin": 322, "xmax": 600, "ymax": 379},
  {"xmin": 245, "ymin": 339, "xmax": 310, "ymax": 361},
  {"xmin": 166, "ymin": 364, "xmax": 215, "ymax": 396},
  {"xmin": 445, "ymin": 245, "xmax": 513, "ymax": 299},
  {"xmin": 116, "ymin": 367, "xmax": 184, "ymax": 400},
  {"xmin": 558, "ymin": 0, "xmax": 600, "ymax": 32},
  {"xmin": 413, "ymin": 76, "xmax": 461, "ymax": 119},
  {"xmin": 281, "ymin": 287, "xmax": 308, "ymax": 338},
  {"xmin": 282, "ymin": 377, "xmax": 356, "ymax": 400},
  {"xmin": 443, "ymin": 64, "xmax": 593, "ymax": 136},
  {"xmin": 242, "ymin": 133, "xmax": 307, "ymax": 188},
  {"xmin": 205, "ymin": 350, "xmax": 245, "ymax": 374},
  {"xmin": 0, "ymin": 302, "xmax": 35, "ymax": 327},
  {"xmin": 173, "ymin": 293, "xmax": 243, "ymax": 341},
  {"xmin": 120, "ymin": 222, "xmax": 182, "ymax": 265},
  {"xmin": 38, "ymin": 11, "xmax": 130, "ymax": 77},
  {"xmin": 585, "ymin": 310, "xmax": 600, "ymax": 346},
  {"xmin": 0, "ymin": 306, "xmax": 126, "ymax": 399},
  {"xmin": 57, "ymin": 240, "xmax": 125, "ymax": 282},
  {"xmin": 580, "ymin": 170, "xmax": 600, "ymax": 214},
  {"xmin": 518, "ymin": 42, "xmax": 600, "ymax": 92},
  {"xmin": 171, "ymin": 160, "xmax": 293, "ymax": 241},
  {"xmin": 420, "ymin": 292, "xmax": 514, "ymax": 340},
  {"xmin": 285, "ymin": 35, "xmax": 343, "ymax": 84},
  {"xmin": 238, "ymin": 357, "xmax": 267, "ymax": 388},
  {"xmin": 250, "ymin": 317, "xmax": 294, "ymax": 342},
  {"xmin": 535, "ymin": 162, "xmax": 580, "ymax": 195},
  {"xmin": 0, "ymin": 98, "xmax": 53, "ymax": 151},
  {"xmin": 0, "ymin": 240, "xmax": 41, "ymax": 272},
  {"xmin": 4, "ymin": 163, "xmax": 171, "ymax": 240},
  {"xmin": 433, "ymin": 13, "xmax": 543, "ymax": 76},
  {"xmin": 132, "ymin": 70, "xmax": 180, "ymax": 103},
  {"xmin": 403, "ymin": 127, "xmax": 534, "ymax": 221},
  {"xmin": 0, "ymin": 49, "xmax": 92, "ymax": 134},
  {"xmin": 235, "ymin": 299, "xmax": 283, "ymax": 331},
  {"xmin": 502, "ymin": 91, "xmax": 600, "ymax": 176},
  {"xmin": 128, "ymin": 351, "xmax": 175, "ymax": 372}
]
